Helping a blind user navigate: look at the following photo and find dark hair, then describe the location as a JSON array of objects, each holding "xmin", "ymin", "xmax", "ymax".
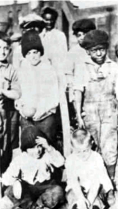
[
  {"xmin": 41, "ymin": 7, "xmax": 58, "ymax": 21},
  {"xmin": 0, "ymin": 32, "xmax": 11, "ymax": 45},
  {"xmin": 72, "ymin": 19, "xmax": 96, "ymax": 35},
  {"xmin": 21, "ymin": 125, "xmax": 47, "ymax": 152},
  {"xmin": 72, "ymin": 128, "xmax": 91, "ymax": 145}
]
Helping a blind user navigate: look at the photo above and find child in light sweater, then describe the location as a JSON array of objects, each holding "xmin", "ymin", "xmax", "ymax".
[
  {"xmin": 65, "ymin": 129, "xmax": 115, "ymax": 209},
  {"xmin": 0, "ymin": 125, "xmax": 65, "ymax": 209}
]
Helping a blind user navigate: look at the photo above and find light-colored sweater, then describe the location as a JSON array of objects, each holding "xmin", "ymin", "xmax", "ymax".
[
  {"xmin": 65, "ymin": 150, "xmax": 113, "ymax": 198},
  {"xmin": 2, "ymin": 146, "xmax": 64, "ymax": 186},
  {"xmin": 16, "ymin": 59, "xmax": 59, "ymax": 120}
]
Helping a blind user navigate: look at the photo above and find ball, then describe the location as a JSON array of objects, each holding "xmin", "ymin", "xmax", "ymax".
[
  {"xmin": 22, "ymin": 106, "xmax": 36, "ymax": 118},
  {"xmin": 13, "ymin": 180, "xmax": 22, "ymax": 200}
]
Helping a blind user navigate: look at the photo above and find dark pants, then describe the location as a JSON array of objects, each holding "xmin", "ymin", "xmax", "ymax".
[
  {"xmin": 5, "ymin": 180, "xmax": 65, "ymax": 209},
  {"xmin": 1, "ymin": 110, "xmax": 19, "ymax": 173},
  {"xmin": 20, "ymin": 114, "xmax": 57, "ymax": 147}
]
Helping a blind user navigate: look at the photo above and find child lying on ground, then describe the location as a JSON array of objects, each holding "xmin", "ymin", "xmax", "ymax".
[
  {"xmin": 0, "ymin": 125, "xmax": 65, "ymax": 209},
  {"xmin": 65, "ymin": 129, "xmax": 115, "ymax": 209}
]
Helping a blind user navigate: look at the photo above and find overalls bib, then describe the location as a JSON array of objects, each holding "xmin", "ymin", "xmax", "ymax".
[{"xmin": 83, "ymin": 63, "xmax": 117, "ymax": 166}]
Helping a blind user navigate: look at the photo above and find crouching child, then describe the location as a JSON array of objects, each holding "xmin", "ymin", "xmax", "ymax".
[
  {"xmin": 0, "ymin": 125, "xmax": 65, "ymax": 209},
  {"xmin": 65, "ymin": 129, "xmax": 115, "ymax": 209}
]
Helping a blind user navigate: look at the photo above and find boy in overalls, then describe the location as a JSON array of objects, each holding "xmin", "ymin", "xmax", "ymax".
[{"xmin": 74, "ymin": 30, "xmax": 118, "ymax": 186}]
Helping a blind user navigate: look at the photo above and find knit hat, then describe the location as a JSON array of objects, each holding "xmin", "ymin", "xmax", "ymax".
[
  {"xmin": 21, "ymin": 29, "xmax": 44, "ymax": 57},
  {"xmin": 72, "ymin": 19, "xmax": 96, "ymax": 35},
  {"xmin": 82, "ymin": 29, "xmax": 109, "ymax": 50}
]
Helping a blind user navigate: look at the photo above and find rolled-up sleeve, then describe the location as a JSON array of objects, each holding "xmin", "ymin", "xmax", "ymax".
[{"xmin": 74, "ymin": 63, "xmax": 86, "ymax": 92}]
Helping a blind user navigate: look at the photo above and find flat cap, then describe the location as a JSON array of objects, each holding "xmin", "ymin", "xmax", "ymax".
[
  {"xmin": 82, "ymin": 29, "xmax": 109, "ymax": 49},
  {"xmin": 72, "ymin": 19, "xmax": 96, "ymax": 35}
]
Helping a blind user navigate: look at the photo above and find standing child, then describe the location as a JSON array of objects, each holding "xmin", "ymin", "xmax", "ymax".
[
  {"xmin": 16, "ymin": 29, "xmax": 59, "ymax": 148},
  {"xmin": 65, "ymin": 129, "xmax": 115, "ymax": 209},
  {"xmin": 0, "ymin": 125, "xmax": 65, "ymax": 209},
  {"xmin": 74, "ymin": 30, "xmax": 118, "ymax": 184},
  {"xmin": 0, "ymin": 32, "xmax": 21, "ymax": 173}
]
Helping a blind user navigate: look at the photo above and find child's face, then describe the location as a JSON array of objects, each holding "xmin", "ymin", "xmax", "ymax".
[
  {"xmin": 27, "ymin": 144, "xmax": 43, "ymax": 159},
  {"xmin": 25, "ymin": 49, "xmax": 41, "ymax": 66},
  {"xmin": 0, "ymin": 39, "xmax": 10, "ymax": 62},
  {"xmin": 76, "ymin": 31, "xmax": 85, "ymax": 46},
  {"xmin": 72, "ymin": 139, "xmax": 91, "ymax": 161},
  {"xmin": 87, "ymin": 44, "xmax": 107, "ymax": 65}
]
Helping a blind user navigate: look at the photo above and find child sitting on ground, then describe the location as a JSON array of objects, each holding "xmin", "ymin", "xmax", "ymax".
[
  {"xmin": 65, "ymin": 129, "xmax": 115, "ymax": 209},
  {"xmin": 0, "ymin": 125, "xmax": 65, "ymax": 209}
]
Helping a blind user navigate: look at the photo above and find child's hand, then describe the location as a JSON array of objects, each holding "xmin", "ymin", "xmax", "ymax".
[
  {"xmin": 33, "ymin": 110, "xmax": 43, "ymax": 121},
  {"xmin": 36, "ymin": 137, "xmax": 50, "ymax": 151},
  {"xmin": 107, "ymin": 190, "xmax": 116, "ymax": 206}
]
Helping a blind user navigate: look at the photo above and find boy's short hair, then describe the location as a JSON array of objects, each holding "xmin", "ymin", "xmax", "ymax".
[
  {"xmin": 82, "ymin": 29, "xmax": 109, "ymax": 50},
  {"xmin": 21, "ymin": 29, "xmax": 44, "ymax": 57},
  {"xmin": 0, "ymin": 32, "xmax": 11, "ymax": 45},
  {"xmin": 41, "ymin": 7, "xmax": 58, "ymax": 21},
  {"xmin": 21, "ymin": 125, "xmax": 47, "ymax": 152},
  {"xmin": 72, "ymin": 128, "xmax": 91, "ymax": 145},
  {"xmin": 72, "ymin": 19, "xmax": 96, "ymax": 35},
  {"xmin": 41, "ymin": 185, "xmax": 64, "ymax": 208}
]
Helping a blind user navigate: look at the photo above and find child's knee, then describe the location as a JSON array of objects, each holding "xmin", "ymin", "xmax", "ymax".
[{"xmin": 0, "ymin": 195, "xmax": 14, "ymax": 209}]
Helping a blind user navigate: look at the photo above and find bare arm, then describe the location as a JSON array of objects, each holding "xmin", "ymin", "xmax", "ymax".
[{"xmin": 74, "ymin": 90, "xmax": 85, "ymax": 128}]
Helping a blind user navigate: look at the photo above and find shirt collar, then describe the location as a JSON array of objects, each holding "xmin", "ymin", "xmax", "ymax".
[
  {"xmin": 85, "ymin": 56, "xmax": 111, "ymax": 66},
  {"xmin": 0, "ymin": 61, "xmax": 9, "ymax": 68},
  {"xmin": 85, "ymin": 56, "xmax": 112, "ymax": 80},
  {"xmin": 41, "ymin": 28, "xmax": 55, "ymax": 37}
]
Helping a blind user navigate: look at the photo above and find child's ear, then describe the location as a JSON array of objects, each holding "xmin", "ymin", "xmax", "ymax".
[{"xmin": 86, "ymin": 50, "xmax": 90, "ymax": 55}]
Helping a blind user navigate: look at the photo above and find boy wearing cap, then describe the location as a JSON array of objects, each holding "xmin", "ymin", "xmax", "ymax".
[
  {"xmin": 64, "ymin": 19, "xmax": 96, "ymax": 129},
  {"xmin": 16, "ymin": 29, "xmax": 59, "ymax": 147},
  {"xmin": 74, "ymin": 30, "xmax": 118, "ymax": 185},
  {"xmin": 66, "ymin": 19, "xmax": 96, "ymax": 78}
]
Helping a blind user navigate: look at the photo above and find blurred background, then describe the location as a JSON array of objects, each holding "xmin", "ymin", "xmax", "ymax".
[{"xmin": 1, "ymin": 0, "xmax": 118, "ymax": 61}]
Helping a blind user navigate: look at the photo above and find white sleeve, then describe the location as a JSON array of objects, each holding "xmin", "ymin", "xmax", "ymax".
[
  {"xmin": 2, "ymin": 156, "xmax": 20, "ymax": 186},
  {"xmin": 45, "ymin": 146, "xmax": 64, "ymax": 168},
  {"xmin": 97, "ymin": 154, "xmax": 113, "ymax": 192},
  {"xmin": 65, "ymin": 156, "xmax": 87, "ymax": 207},
  {"xmin": 74, "ymin": 63, "xmax": 86, "ymax": 92}
]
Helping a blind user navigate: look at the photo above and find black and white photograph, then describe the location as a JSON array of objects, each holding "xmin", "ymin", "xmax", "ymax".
[{"xmin": 0, "ymin": 0, "xmax": 118, "ymax": 208}]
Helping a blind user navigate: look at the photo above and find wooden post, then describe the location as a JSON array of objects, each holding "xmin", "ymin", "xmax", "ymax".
[{"xmin": 56, "ymin": 63, "xmax": 71, "ymax": 158}]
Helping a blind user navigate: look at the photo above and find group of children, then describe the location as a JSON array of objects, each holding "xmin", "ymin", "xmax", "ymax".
[{"xmin": 0, "ymin": 5, "xmax": 117, "ymax": 209}]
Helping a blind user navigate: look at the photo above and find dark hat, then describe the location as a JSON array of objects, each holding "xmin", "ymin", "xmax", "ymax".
[
  {"xmin": 19, "ymin": 13, "xmax": 46, "ymax": 32},
  {"xmin": 41, "ymin": 7, "xmax": 58, "ymax": 20},
  {"xmin": 82, "ymin": 29, "xmax": 109, "ymax": 49},
  {"xmin": 72, "ymin": 19, "xmax": 96, "ymax": 35},
  {"xmin": 21, "ymin": 29, "xmax": 44, "ymax": 57}
]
